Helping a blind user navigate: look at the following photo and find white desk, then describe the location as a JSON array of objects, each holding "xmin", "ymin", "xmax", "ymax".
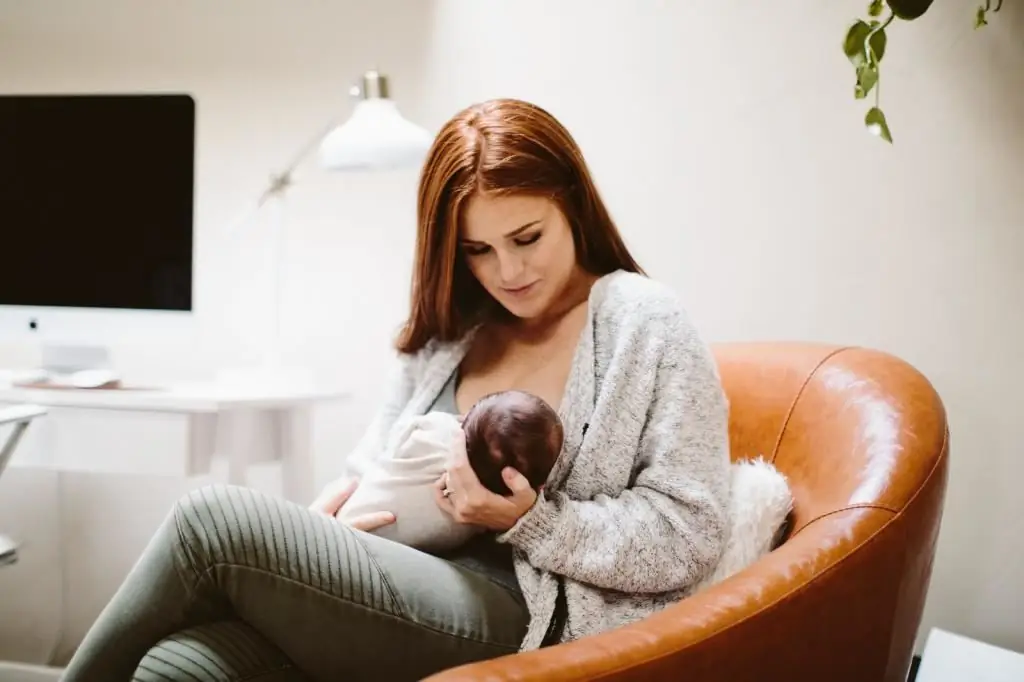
[
  {"xmin": 0, "ymin": 381, "xmax": 349, "ymax": 503},
  {"xmin": 916, "ymin": 628, "xmax": 1024, "ymax": 682}
]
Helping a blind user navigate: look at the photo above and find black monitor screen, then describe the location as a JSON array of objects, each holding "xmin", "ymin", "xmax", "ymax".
[{"xmin": 0, "ymin": 93, "xmax": 195, "ymax": 311}]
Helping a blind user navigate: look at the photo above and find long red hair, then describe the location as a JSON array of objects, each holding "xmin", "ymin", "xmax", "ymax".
[{"xmin": 395, "ymin": 98, "xmax": 643, "ymax": 354}]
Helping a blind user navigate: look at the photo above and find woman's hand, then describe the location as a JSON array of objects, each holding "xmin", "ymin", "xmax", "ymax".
[
  {"xmin": 434, "ymin": 431, "xmax": 538, "ymax": 532},
  {"xmin": 309, "ymin": 477, "xmax": 396, "ymax": 532}
]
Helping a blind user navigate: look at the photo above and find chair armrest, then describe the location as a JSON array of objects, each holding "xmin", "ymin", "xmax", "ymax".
[
  {"xmin": 0, "ymin": 533, "xmax": 17, "ymax": 566},
  {"xmin": 0, "ymin": 404, "xmax": 48, "ymax": 477},
  {"xmin": 0, "ymin": 404, "xmax": 47, "ymax": 566},
  {"xmin": 0, "ymin": 404, "xmax": 48, "ymax": 427},
  {"xmin": 424, "ymin": 506, "xmax": 898, "ymax": 682}
]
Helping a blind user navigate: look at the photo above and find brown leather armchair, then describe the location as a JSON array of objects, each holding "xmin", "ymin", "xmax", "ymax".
[{"xmin": 425, "ymin": 342, "xmax": 949, "ymax": 682}]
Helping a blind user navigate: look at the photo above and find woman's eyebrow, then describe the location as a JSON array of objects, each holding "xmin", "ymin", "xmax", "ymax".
[{"xmin": 462, "ymin": 219, "xmax": 542, "ymax": 245}]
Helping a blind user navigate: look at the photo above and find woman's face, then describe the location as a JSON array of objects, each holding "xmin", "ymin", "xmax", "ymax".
[{"xmin": 460, "ymin": 193, "xmax": 579, "ymax": 321}]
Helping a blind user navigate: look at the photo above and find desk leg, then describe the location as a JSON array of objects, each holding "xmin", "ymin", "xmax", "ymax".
[
  {"xmin": 187, "ymin": 414, "xmax": 218, "ymax": 478},
  {"xmin": 278, "ymin": 406, "xmax": 314, "ymax": 505},
  {"xmin": 216, "ymin": 410, "xmax": 266, "ymax": 488}
]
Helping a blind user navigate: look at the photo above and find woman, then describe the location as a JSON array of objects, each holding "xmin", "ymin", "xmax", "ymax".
[{"xmin": 62, "ymin": 98, "xmax": 731, "ymax": 682}]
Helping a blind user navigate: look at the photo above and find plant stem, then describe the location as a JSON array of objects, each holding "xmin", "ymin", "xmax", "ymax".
[{"xmin": 865, "ymin": 11, "xmax": 896, "ymax": 66}]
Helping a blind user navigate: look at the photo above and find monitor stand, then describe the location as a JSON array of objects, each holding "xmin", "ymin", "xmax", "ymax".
[
  {"xmin": 40, "ymin": 343, "xmax": 112, "ymax": 375},
  {"xmin": 21, "ymin": 343, "xmax": 123, "ymax": 389}
]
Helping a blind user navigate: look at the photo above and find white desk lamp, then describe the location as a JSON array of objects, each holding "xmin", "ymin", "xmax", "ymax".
[
  {"xmin": 226, "ymin": 70, "xmax": 432, "ymax": 385},
  {"xmin": 250, "ymin": 70, "xmax": 432, "ymax": 207},
  {"xmin": 319, "ymin": 71, "xmax": 432, "ymax": 171}
]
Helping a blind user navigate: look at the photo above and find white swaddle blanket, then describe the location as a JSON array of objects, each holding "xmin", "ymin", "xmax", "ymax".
[{"xmin": 335, "ymin": 412, "xmax": 484, "ymax": 553}]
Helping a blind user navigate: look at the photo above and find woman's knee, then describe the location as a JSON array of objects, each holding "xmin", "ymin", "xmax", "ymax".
[
  {"xmin": 134, "ymin": 621, "xmax": 305, "ymax": 682},
  {"xmin": 172, "ymin": 484, "xmax": 268, "ymax": 569}
]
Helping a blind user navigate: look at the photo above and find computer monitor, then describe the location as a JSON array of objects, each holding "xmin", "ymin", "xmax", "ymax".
[{"xmin": 0, "ymin": 93, "xmax": 196, "ymax": 374}]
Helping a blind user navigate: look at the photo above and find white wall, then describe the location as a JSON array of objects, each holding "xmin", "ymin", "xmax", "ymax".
[
  {"xmin": 0, "ymin": 0, "xmax": 433, "ymax": 665},
  {"xmin": 1, "ymin": 0, "xmax": 1022, "ymax": 666}
]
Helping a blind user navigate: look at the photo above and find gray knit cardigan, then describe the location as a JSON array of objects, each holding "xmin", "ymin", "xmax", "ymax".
[{"xmin": 344, "ymin": 270, "xmax": 731, "ymax": 650}]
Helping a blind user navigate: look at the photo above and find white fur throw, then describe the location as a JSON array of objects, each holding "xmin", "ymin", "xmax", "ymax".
[{"xmin": 695, "ymin": 457, "xmax": 793, "ymax": 591}]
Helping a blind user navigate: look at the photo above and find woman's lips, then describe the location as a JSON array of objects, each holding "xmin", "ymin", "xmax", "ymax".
[{"xmin": 501, "ymin": 282, "xmax": 538, "ymax": 298}]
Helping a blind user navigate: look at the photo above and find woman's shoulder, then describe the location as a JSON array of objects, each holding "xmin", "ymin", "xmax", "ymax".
[
  {"xmin": 591, "ymin": 271, "xmax": 723, "ymax": 394},
  {"xmin": 395, "ymin": 330, "xmax": 474, "ymax": 380},
  {"xmin": 592, "ymin": 270, "xmax": 695, "ymax": 333}
]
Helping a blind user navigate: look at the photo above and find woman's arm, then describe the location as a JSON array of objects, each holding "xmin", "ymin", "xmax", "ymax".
[{"xmin": 499, "ymin": 312, "xmax": 731, "ymax": 594}]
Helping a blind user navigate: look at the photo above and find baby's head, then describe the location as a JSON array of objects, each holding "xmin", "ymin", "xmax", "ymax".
[{"xmin": 462, "ymin": 390, "xmax": 564, "ymax": 496}]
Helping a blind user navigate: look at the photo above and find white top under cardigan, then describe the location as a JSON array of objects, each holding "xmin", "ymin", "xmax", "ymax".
[{"xmin": 342, "ymin": 270, "xmax": 732, "ymax": 651}]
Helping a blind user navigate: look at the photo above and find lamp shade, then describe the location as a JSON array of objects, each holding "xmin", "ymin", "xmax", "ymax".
[{"xmin": 318, "ymin": 71, "xmax": 433, "ymax": 172}]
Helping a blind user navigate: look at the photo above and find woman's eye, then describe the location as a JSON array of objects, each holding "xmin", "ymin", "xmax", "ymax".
[
  {"xmin": 515, "ymin": 232, "xmax": 541, "ymax": 247},
  {"xmin": 464, "ymin": 245, "xmax": 490, "ymax": 257}
]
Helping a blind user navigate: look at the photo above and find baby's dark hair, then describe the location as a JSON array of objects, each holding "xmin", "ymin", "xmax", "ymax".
[{"xmin": 462, "ymin": 390, "xmax": 564, "ymax": 496}]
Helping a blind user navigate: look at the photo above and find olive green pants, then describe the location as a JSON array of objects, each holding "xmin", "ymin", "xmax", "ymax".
[{"xmin": 61, "ymin": 484, "xmax": 529, "ymax": 682}]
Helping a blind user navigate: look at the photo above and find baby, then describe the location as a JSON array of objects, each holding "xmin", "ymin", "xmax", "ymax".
[{"xmin": 336, "ymin": 390, "xmax": 563, "ymax": 553}]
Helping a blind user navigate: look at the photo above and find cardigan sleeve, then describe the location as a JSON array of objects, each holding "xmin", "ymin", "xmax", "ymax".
[
  {"xmin": 498, "ymin": 310, "xmax": 731, "ymax": 594},
  {"xmin": 340, "ymin": 348, "xmax": 421, "ymax": 480}
]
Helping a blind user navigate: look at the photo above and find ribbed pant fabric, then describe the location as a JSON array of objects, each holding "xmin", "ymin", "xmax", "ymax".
[
  {"xmin": 61, "ymin": 484, "xmax": 529, "ymax": 682},
  {"xmin": 132, "ymin": 621, "xmax": 306, "ymax": 682}
]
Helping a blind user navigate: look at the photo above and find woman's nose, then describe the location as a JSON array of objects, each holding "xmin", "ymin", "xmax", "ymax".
[{"xmin": 496, "ymin": 250, "xmax": 524, "ymax": 283}]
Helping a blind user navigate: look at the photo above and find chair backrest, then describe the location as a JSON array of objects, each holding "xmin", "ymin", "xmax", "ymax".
[
  {"xmin": 712, "ymin": 342, "xmax": 949, "ymax": 680},
  {"xmin": 714, "ymin": 342, "xmax": 947, "ymax": 537},
  {"xmin": 424, "ymin": 342, "xmax": 950, "ymax": 682}
]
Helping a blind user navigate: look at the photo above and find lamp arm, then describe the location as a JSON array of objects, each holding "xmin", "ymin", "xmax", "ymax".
[
  {"xmin": 222, "ymin": 115, "xmax": 342, "ymax": 241},
  {"xmin": 256, "ymin": 117, "xmax": 343, "ymax": 207}
]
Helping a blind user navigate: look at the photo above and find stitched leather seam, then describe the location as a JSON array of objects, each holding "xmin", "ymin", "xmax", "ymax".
[
  {"xmin": 770, "ymin": 346, "xmax": 853, "ymax": 464},
  {"xmin": 791, "ymin": 503, "xmax": 899, "ymax": 536},
  {"xmin": 581, "ymin": 419, "xmax": 949, "ymax": 681}
]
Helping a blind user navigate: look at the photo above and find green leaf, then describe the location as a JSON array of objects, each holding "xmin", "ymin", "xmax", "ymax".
[
  {"xmin": 886, "ymin": 0, "xmax": 935, "ymax": 20},
  {"xmin": 844, "ymin": 21, "xmax": 870, "ymax": 62},
  {"xmin": 856, "ymin": 63, "xmax": 879, "ymax": 98},
  {"xmin": 975, "ymin": 6, "xmax": 989, "ymax": 28},
  {"xmin": 868, "ymin": 0, "xmax": 885, "ymax": 17},
  {"xmin": 843, "ymin": 20, "xmax": 887, "ymax": 68},
  {"xmin": 865, "ymin": 107, "xmax": 893, "ymax": 142}
]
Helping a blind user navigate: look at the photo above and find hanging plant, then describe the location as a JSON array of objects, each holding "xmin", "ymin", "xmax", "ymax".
[
  {"xmin": 844, "ymin": 0, "xmax": 1004, "ymax": 143},
  {"xmin": 976, "ymin": 0, "xmax": 1005, "ymax": 26}
]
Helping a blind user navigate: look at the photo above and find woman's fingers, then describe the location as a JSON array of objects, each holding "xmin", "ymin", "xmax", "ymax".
[
  {"xmin": 444, "ymin": 434, "xmax": 489, "ymax": 511},
  {"xmin": 502, "ymin": 467, "xmax": 534, "ymax": 499},
  {"xmin": 437, "ymin": 430, "xmax": 538, "ymax": 529},
  {"xmin": 435, "ymin": 471, "xmax": 476, "ymax": 523},
  {"xmin": 446, "ymin": 445, "xmax": 484, "ymax": 497},
  {"xmin": 309, "ymin": 476, "xmax": 358, "ymax": 516},
  {"xmin": 347, "ymin": 511, "xmax": 396, "ymax": 532},
  {"xmin": 434, "ymin": 477, "xmax": 457, "ymax": 517}
]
